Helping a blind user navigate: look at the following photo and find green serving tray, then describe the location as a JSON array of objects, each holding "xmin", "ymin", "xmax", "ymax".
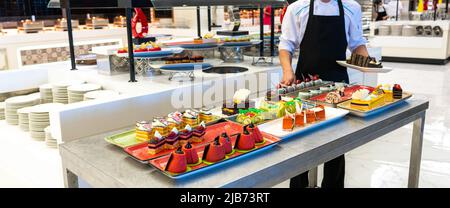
[{"xmin": 104, "ymin": 129, "xmax": 143, "ymax": 148}]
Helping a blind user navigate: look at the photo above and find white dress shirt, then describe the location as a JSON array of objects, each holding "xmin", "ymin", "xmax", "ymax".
[{"xmin": 279, "ymin": 0, "xmax": 367, "ymax": 54}]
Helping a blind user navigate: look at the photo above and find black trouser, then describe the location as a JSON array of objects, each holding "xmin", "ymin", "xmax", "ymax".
[{"xmin": 290, "ymin": 155, "xmax": 345, "ymax": 188}]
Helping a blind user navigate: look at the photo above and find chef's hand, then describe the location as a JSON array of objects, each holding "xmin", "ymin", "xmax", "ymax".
[
  {"xmin": 279, "ymin": 50, "xmax": 296, "ymax": 86},
  {"xmin": 281, "ymin": 69, "xmax": 296, "ymax": 86}
]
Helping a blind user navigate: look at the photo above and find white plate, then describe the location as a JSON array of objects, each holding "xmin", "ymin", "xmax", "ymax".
[
  {"xmin": 257, "ymin": 107, "xmax": 349, "ymax": 139},
  {"xmin": 5, "ymin": 96, "xmax": 40, "ymax": 105},
  {"xmin": 29, "ymin": 103, "xmax": 65, "ymax": 114},
  {"xmin": 336, "ymin": 61, "xmax": 392, "ymax": 73}
]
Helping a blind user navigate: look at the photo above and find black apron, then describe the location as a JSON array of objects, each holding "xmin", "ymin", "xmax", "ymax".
[
  {"xmin": 375, "ymin": 6, "xmax": 387, "ymax": 21},
  {"xmin": 296, "ymin": 0, "xmax": 349, "ymax": 84}
]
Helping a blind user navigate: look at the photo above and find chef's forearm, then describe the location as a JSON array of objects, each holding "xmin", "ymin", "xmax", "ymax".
[
  {"xmin": 353, "ymin": 45, "xmax": 369, "ymax": 57},
  {"xmin": 279, "ymin": 49, "xmax": 294, "ymax": 74}
]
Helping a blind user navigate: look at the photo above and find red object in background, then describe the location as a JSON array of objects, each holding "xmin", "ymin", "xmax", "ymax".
[
  {"xmin": 132, "ymin": 8, "xmax": 149, "ymax": 38},
  {"xmin": 263, "ymin": 6, "xmax": 272, "ymax": 26},
  {"xmin": 423, "ymin": 0, "xmax": 428, "ymax": 10}
]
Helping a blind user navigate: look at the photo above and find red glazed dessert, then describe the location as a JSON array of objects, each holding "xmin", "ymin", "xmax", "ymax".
[
  {"xmin": 182, "ymin": 142, "xmax": 199, "ymax": 165},
  {"xmin": 305, "ymin": 110, "xmax": 316, "ymax": 124},
  {"xmin": 192, "ymin": 121, "xmax": 206, "ymax": 143},
  {"xmin": 235, "ymin": 127, "xmax": 255, "ymax": 150},
  {"xmin": 314, "ymin": 105, "xmax": 326, "ymax": 121},
  {"xmin": 295, "ymin": 112, "xmax": 304, "ymax": 127},
  {"xmin": 179, "ymin": 125, "xmax": 193, "ymax": 145},
  {"xmin": 282, "ymin": 112, "xmax": 295, "ymax": 131},
  {"xmin": 247, "ymin": 123, "xmax": 264, "ymax": 144},
  {"xmin": 202, "ymin": 137, "xmax": 226, "ymax": 163},
  {"xmin": 165, "ymin": 127, "xmax": 180, "ymax": 150},
  {"xmin": 147, "ymin": 131, "xmax": 166, "ymax": 155},
  {"xmin": 164, "ymin": 147, "xmax": 187, "ymax": 173},
  {"xmin": 219, "ymin": 132, "xmax": 233, "ymax": 154}
]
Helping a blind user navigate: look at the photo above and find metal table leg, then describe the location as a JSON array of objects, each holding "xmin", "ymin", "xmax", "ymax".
[
  {"xmin": 308, "ymin": 166, "xmax": 318, "ymax": 188},
  {"xmin": 63, "ymin": 167, "xmax": 79, "ymax": 188},
  {"xmin": 408, "ymin": 112, "xmax": 426, "ymax": 188}
]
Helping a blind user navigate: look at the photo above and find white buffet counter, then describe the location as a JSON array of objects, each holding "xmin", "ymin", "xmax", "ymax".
[{"xmin": 369, "ymin": 20, "xmax": 450, "ymax": 64}]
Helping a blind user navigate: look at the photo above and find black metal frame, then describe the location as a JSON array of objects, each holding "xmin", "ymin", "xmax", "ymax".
[{"xmin": 60, "ymin": 0, "xmax": 284, "ymax": 82}]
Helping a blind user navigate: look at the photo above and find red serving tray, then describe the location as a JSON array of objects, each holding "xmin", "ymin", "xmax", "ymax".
[
  {"xmin": 124, "ymin": 120, "xmax": 247, "ymax": 163},
  {"xmin": 149, "ymin": 124, "xmax": 280, "ymax": 179},
  {"xmin": 309, "ymin": 85, "xmax": 375, "ymax": 104}
]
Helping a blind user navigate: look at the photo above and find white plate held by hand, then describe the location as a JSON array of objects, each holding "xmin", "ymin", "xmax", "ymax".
[{"xmin": 337, "ymin": 60, "xmax": 392, "ymax": 73}]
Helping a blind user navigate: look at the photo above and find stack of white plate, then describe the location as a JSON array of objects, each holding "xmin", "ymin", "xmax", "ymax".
[
  {"xmin": 52, "ymin": 80, "xmax": 85, "ymax": 104},
  {"xmin": 44, "ymin": 126, "xmax": 57, "ymax": 148},
  {"xmin": 29, "ymin": 103, "xmax": 65, "ymax": 141},
  {"xmin": 83, "ymin": 90, "xmax": 120, "ymax": 101},
  {"xmin": 39, "ymin": 84, "xmax": 53, "ymax": 103},
  {"xmin": 17, "ymin": 106, "xmax": 32, "ymax": 131},
  {"xmin": 4, "ymin": 95, "xmax": 41, "ymax": 125},
  {"xmin": 67, "ymin": 83, "xmax": 102, "ymax": 103},
  {"xmin": 0, "ymin": 102, "xmax": 5, "ymax": 120}
]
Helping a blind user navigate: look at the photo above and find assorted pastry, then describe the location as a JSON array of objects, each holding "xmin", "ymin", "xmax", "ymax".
[
  {"xmin": 349, "ymin": 84, "xmax": 403, "ymax": 111},
  {"xmin": 282, "ymin": 100, "xmax": 326, "ymax": 131},
  {"xmin": 117, "ymin": 41, "xmax": 161, "ymax": 54},
  {"xmin": 135, "ymin": 109, "xmax": 215, "ymax": 145},
  {"xmin": 164, "ymin": 55, "xmax": 204, "ymax": 64},
  {"xmin": 147, "ymin": 122, "xmax": 205, "ymax": 155},
  {"xmin": 222, "ymin": 89, "xmax": 255, "ymax": 116}
]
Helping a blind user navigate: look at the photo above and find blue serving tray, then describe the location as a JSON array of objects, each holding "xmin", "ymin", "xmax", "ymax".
[
  {"xmin": 337, "ymin": 92, "xmax": 412, "ymax": 117},
  {"xmin": 133, "ymin": 50, "xmax": 174, "ymax": 58},
  {"xmin": 149, "ymin": 141, "xmax": 279, "ymax": 180},
  {"xmin": 178, "ymin": 43, "xmax": 220, "ymax": 49}
]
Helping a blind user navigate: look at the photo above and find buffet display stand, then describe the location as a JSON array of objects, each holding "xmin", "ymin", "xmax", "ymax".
[
  {"xmin": 369, "ymin": 20, "xmax": 450, "ymax": 64},
  {"xmin": 60, "ymin": 96, "xmax": 428, "ymax": 188}
]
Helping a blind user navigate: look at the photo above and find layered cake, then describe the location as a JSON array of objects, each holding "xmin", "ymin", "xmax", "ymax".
[
  {"xmin": 147, "ymin": 131, "xmax": 166, "ymax": 155},
  {"xmin": 222, "ymin": 89, "xmax": 255, "ymax": 116},
  {"xmin": 152, "ymin": 118, "xmax": 168, "ymax": 136},
  {"xmin": 350, "ymin": 89, "xmax": 386, "ymax": 110},
  {"xmin": 183, "ymin": 110, "xmax": 198, "ymax": 126},
  {"xmin": 167, "ymin": 112, "xmax": 183, "ymax": 130},
  {"xmin": 199, "ymin": 108, "xmax": 213, "ymax": 123},
  {"xmin": 393, "ymin": 84, "xmax": 403, "ymax": 99},
  {"xmin": 135, "ymin": 121, "xmax": 152, "ymax": 142},
  {"xmin": 165, "ymin": 127, "xmax": 180, "ymax": 150},
  {"xmin": 347, "ymin": 53, "xmax": 382, "ymax": 68},
  {"xmin": 191, "ymin": 122, "xmax": 206, "ymax": 143},
  {"xmin": 179, "ymin": 125, "xmax": 193, "ymax": 145},
  {"xmin": 202, "ymin": 137, "xmax": 226, "ymax": 163},
  {"xmin": 165, "ymin": 147, "xmax": 188, "ymax": 173}
]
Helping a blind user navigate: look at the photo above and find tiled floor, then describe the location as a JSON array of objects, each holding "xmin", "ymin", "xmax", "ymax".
[{"xmin": 0, "ymin": 61, "xmax": 449, "ymax": 188}]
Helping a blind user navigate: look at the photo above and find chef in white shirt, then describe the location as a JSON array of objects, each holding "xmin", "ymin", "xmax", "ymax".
[{"xmin": 278, "ymin": 0, "xmax": 370, "ymax": 188}]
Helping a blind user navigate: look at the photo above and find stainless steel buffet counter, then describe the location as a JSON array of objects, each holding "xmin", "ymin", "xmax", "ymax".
[{"xmin": 59, "ymin": 96, "xmax": 429, "ymax": 188}]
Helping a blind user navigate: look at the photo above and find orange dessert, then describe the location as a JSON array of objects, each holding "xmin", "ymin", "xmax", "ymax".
[
  {"xmin": 305, "ymin": 110, "xmax": 316, "ymax": 124},
  {"xmin": 282, "ymin": 110, "xmax": 295, "ymax": 131}
]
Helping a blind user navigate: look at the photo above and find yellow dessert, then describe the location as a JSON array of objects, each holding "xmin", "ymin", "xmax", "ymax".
[
  {"xmin": 350, "ymin": 89, "xmax": 386, "ymax": 111},
  {"xmin": 135, "ymin": 121, "xmax": 152, "ymax": 142}
]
